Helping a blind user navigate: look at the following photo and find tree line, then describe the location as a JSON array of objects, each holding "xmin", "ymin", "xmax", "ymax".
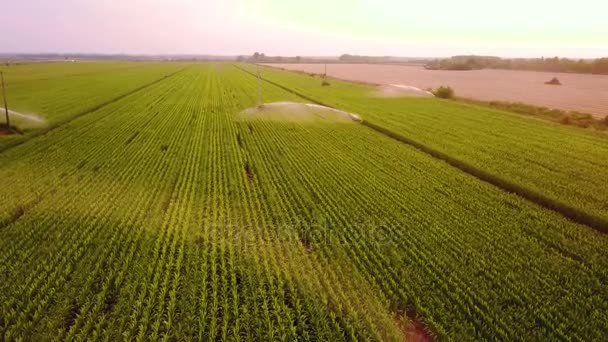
[{"xmin": 425, "ymin": 55, "xmax": 608, "ymax": 74}]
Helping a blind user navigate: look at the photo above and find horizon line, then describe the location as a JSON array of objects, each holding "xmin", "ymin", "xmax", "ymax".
[{"xmin": 1, "ymin": 52, "xmax": 607, "ymax": 60}]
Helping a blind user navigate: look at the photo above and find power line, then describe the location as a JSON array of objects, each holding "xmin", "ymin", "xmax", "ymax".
[{"xmin": 1, "ymin": 71, "xmax": 9, "ymax": 128}]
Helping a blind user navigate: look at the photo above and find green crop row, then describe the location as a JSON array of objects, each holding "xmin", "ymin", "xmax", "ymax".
[
  {"xmin": 0, "ymin": 63, "xmax": 607, "ymax": 340},
  {"xmin": 0, "ymin": 65, "xmax": 394, "ymax": 340},
  {"xmin": 246, "ymin": 64, "xmax": 608, "ymax": 224},
  {"xmin": 0, "ymin": 62, "xmax": 187, "ymax": 150}
]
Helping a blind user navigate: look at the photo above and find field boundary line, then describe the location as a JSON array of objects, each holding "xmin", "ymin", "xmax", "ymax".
[
  {"xmin": 235, "ymin": 63, "xmax": 608, "ymax": 234},
  {"xmin": 0, "ymin": 66, "xmax": 189, "ymax": 154}
]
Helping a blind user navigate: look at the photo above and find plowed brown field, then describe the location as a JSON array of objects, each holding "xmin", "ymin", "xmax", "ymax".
[{"xmin": 266, "ymin": 63, "xmax": 608, "ymax": 118}]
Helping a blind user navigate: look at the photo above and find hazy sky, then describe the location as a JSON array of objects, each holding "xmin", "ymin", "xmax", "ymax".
[{"xmin": 3, "ymin": 0, "xmax": 608, "ymax": 58}]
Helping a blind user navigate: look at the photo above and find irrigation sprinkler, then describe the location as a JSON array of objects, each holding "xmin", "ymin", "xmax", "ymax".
[{"xmin": 1, "ymin": 71, "xmax": 9, "ymax": 128}]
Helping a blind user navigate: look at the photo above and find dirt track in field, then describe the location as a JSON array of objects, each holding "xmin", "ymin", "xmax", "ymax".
[{"xmin": 265, "ymin": 63, "xmax": 608, "ymax": 118}]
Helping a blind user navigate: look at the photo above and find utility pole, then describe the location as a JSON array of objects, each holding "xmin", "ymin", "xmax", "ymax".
[
  {"xmin": 257, "ymin": 65, "xmax": 262, "ymax": 108},
  {"xmin": 324, "ymin": 63, "xmax": 327, "ymax": 78},
  {"xmin": 1, "ymin": 71, "xmax": 8, "ymax": 129}
]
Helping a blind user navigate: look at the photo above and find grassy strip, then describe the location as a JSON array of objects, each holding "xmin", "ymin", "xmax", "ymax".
[
  {"xmin": 0, "ymin": 66, "xmax": 189, "ymax": 154},
  {"xmin": 455, "ymin": 98, "xmax": 608, "ymax": 132}
]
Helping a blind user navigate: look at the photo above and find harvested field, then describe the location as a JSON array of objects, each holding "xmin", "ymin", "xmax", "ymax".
[{"xmin": 266, "ymin": 63, "xmax": 608, "ymax": 118}]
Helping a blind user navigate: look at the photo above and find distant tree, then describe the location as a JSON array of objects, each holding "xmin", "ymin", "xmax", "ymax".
[
  {"xmin": 253, "ymin": 52, "xmax": 260, "ymax": 60},
  {"xmin": 424, "ymin": 55, "xmax": 608, "ymax": 75},
  {"xmin": 296, "ymin": 56, "xmax": 301, "ymax": 63},
  {"xmin": 433, "ymin": 86, "xmax": 454, "ymax": 99},
  {"xmin": 339, "ymin": 54, "xmax": 353, "ymax": 61}
]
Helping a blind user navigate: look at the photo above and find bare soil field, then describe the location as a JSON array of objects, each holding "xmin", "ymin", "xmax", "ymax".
[{"xmin": 266, "ymin": 63, "xmax": 608, "ymax": 118}]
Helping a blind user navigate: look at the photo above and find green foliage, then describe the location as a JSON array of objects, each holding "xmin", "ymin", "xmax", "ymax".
[
  {"xmin": 432, "ymin": 85, "xmax": 454, "ymax": 99},
  {"xmin": 426, "ymin": 55, "xmax": 608, "ymax": 74},
  {"xmin": 0, "ymin": 62, "xmax": 185, "ymax": 151},
  {"xmin": 1, "ymin": 63, "xmax": 608, "ymax": 341}
]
